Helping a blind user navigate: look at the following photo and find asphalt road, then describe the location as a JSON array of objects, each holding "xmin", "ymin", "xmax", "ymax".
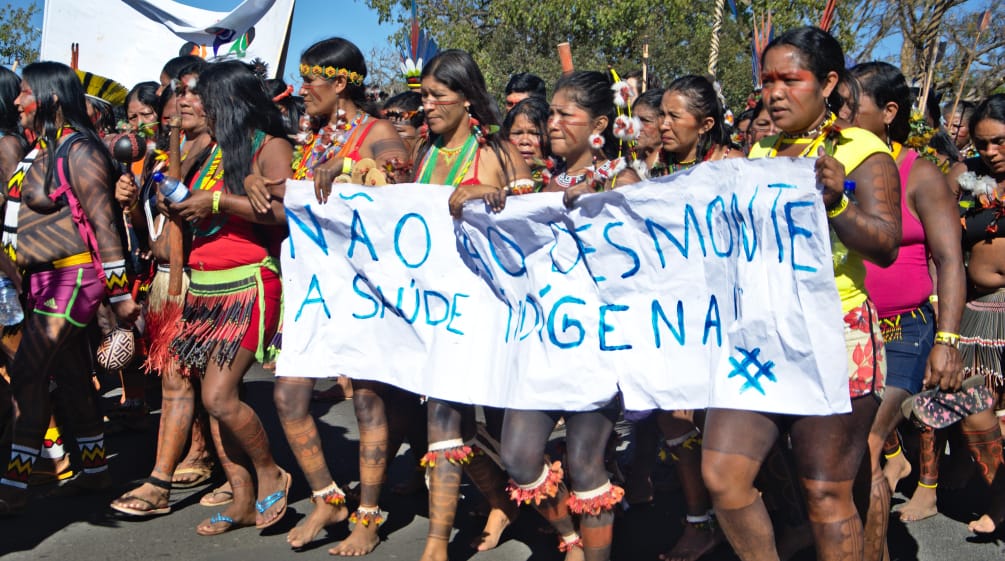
[{"xmin": 2, "ymin": 365, "xmax": 1003, "ymax": 561}]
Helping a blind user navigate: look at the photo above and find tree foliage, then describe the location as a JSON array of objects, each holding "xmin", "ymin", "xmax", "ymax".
[
  {"xmin": 0, "ymin": 2, "xmax": 39, "ymax": 66},
  {"xmin": 363, "ymin": 0, "xmax": 999, "ymax": 110}
]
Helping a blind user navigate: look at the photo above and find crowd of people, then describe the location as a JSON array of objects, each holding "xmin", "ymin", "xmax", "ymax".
[{"xmin": 0, "ymin": 22, "xmax": 1004, "ymax": 561}]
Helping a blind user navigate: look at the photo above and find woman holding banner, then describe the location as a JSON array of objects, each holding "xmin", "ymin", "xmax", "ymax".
[
  {"xmin": 414, "ymin": 49, "xmax": 530, "ymax": 561},
  {"xmin": 491, "ymin": 70, "xmax": 638, "ymax": 561},
  {"xmin": 701, "ymin": 27, "xmax": 903, "ymax": 561},
  {"xmin": 163, "ymin": 60, "xmax": 292, "ymax": 536},
  {"xmin": 259, "ymin": 36, "xmax": 410, "ymax": 555}
]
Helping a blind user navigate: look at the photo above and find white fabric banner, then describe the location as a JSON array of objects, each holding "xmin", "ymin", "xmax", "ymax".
[
  {"xmin": 40, "ymin": 0, "xmax": 294, "ymax": 88},
  {"xmin": 278, "ymin": 158, "xmax": 851, "ymax": 415}
]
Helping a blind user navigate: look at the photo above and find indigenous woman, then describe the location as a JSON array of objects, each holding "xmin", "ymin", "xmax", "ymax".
[
  {"xmin": 702, "ymin": 27, "xmax": 902, "ymax": 561},
  {"xmin": 495, "ymin": 70, "xmax": 637, "ymax": 561},
  {"xmin": 849, "ymin": 61, "xmax": 965, "ymax": 560},
  {"xmin": 744, "ymin": 100, "xmax": 778, "ymax": 154},
  {"xmin": 415, "ymin": 49, "xmax": 529, "ymax": 561},
  {"xmin": 950, "ymin": 93, "xmax": 1005, "ymax": 534},
  {"xmin": 262, "ymin": 36, "xmax": 409, "ymax": 555},
  {"xmin": 946, "ymin": 101, "xmax": 977, "ymax": 160},
  {"xmin": 651, "ymin": 74, "xmax": 739, "ymax": 561},
  {"xmin": 382, "ymin": 90, "xmax": 424, "ymax": 155},
  {"xmin": 629, "ymin": 88, "xmax": 665, "ymax": 177},
  {"xmin": 165, "ymin": 60, "xmax": 292, "ymax": 536},
  {"xmin": 657, "ymin": 75, "xmax": 740, "ymax": 175},
  {"xmin": 0, "ymin": 61, "xmax": 141, "ymax": 513},
  {"xmin": 110, "ymin": 60, "xmax": 221, "ymax": 516},
  {"xmin": 501, "ymin": 96, "xmax": 551, "ymax": 190}
]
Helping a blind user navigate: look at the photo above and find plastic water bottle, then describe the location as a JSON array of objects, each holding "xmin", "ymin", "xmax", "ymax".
[
  {"xmin": 844, "ymin": 179, "xmax": 857, "ymax": 203},
  {"xmin": 0, "ymin": 275, "xmax": 23, "ymax": 326},
  {"xmin": 153, "ymin": 171, "xmax": 189, "ymax": 204}
]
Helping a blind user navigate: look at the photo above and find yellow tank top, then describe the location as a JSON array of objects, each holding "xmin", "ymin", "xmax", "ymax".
[{"xmin": 750, "ymin": 126, "xmax": 891, "ymax": 312}]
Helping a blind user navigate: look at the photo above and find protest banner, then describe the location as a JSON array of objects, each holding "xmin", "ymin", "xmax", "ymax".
[
  {"xmin": 40, "ymin": 0, "xmax": 295, "ymax": 87},
  {"xmin": 278, "ymin": 158, "xmax": 851, "ymax": 415}
]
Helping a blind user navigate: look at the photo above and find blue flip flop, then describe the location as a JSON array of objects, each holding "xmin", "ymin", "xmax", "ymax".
[
  {"xmin": 255, "ymin": 469, "xmax": 291, "ymax": 529},
  {"xmin": 197, "ymin": 512, "xmax": 242, "ymax": 536}
]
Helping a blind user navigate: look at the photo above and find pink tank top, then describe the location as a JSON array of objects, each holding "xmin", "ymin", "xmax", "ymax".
[{"xmin": 864, "ymin": 149, "xmax": 932, "ymax": 317}]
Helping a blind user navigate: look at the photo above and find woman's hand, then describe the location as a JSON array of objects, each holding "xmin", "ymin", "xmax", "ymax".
[
  {"xmin": 563, "ymin": 181, "xmax": 595, "ymax": 208},
  {"xmin": 816, "ymin": 146, "xmax": 847, "ymax": 209},
  {"xmin": 313, "ymin": 158, "xmax": 343, "ymax": 204},
  {"xmin": 448, "ymin": 184, "xmax": 497, "ymax": 218},
  {"xmin": 245, "ymin": 175, "xmax": 284, "ymax": 214},
  {"xmin": 170, "ymin": 189, "xmax": 214, "ymax": 224},
  {"xmin": 115, "ymin": 173, "xmax": 138, "ymax": 208},
  {"xmin": 484, "ymin": 188, "xmax": 507, "ymax": 213},
  {"xmin": 924, "ymin": 344, "xmax": 963, "ymax": 391}
]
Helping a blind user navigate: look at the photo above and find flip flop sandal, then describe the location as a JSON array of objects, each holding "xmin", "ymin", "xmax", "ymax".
[
  {"xmin": 255, "ymin": 469, "xmax": 291, "ymax": 529},
  {"xmin": 172, "ymin": 464, "xmax": 214, "ymax": 489},
  {"xmin": 200, "ymin": 485, "xmax": 234, "ymax": 507},
  {"xmin": 196, "ymin": 512, "xmax": 249, "ymax": 536},
  {"xmin": 110, "ymin": 476, "xmax": 173, "ymax": 517}
]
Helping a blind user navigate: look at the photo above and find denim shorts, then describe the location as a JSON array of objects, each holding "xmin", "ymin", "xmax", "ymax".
[{"xmin": 879, "ymin": 301, "xmax": 935, "ymax": 394}]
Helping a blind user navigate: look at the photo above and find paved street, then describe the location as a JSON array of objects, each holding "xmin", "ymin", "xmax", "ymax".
[{"xmin": 2, "ymin": 365, "xmax": 1004, "ymax": 560}]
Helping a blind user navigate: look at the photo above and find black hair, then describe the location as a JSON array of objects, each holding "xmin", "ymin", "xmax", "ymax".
[
  {"xmin": 21, "ymin": 61, "xmax": 110, "ymax": 192},
  {"xmin": 300, "ymin": 37, "xmax": 374, "ymax": 116},
  {"xmin": 849, "ymin": 61, "xmax": 912, "ymax": 144},
  {"xmin": 624, "ymin": 69, "xmax": 662, "ymax": 92},
  {"xmin": 127, "ymin": 81, "xmax": 163, "ymax": 120},
  {"xmin": 946, "ymin": 100, "xmax": 976, "ymax": 124},
  {"xmin": 552, "ymin": 70, "xmax": 617, "ymax": 159},
  {"xmin": 664, "ymin": 74, "xmax": 727, "ymax": 158},
  {"xmin": 969, "ymin": 94, "xmax": 1005, "ymax": 135},
  {"xmin": 505, "ymin": 72, "xmax": 546, "ymax": 98},
  {"xmin": 0, "ymin": 66, "xmax": 22, "ymax": 135},
  {"xmin": 632, "ymin": 87, "xmax": 664, "ymax": 113},
  {"xmin": 928, "ymin": 130, "xmax": 961, "ymax": 163},
  {"xmin": 175, "ymin": 59, "xmax": 209, "ymax": 82},
  {"xmin": 264, "ymin": 77, "xmax": 304, "ymax": 138},
  {"xmin": 501, "ymin": 96, "xmax": 551, "ymax": 160},
  {"xmin": 193, "ymin": 60, "xmax": 289, "ymax": 195},
  {"xmin": 382, "ymin": 91, "xmax": 424, "ymax": 128},
  {"xmin": 763, "ymin": 26, "xmax": 847, "ymax": 111},
  {"xmin": 735, "ymin": 107, "xmax": 756, "ymax": 127},
  {"xmin": 161, "ymin": 55, "xmax": 205, "ymax": 81},
  {"xmin": 418, "ymin": 49, "xmax": 517, "ymax": 185}
]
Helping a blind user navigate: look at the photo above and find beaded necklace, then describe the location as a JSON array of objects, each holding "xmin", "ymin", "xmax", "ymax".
[
  {"xmin": 415, "ymin": 135, "xmax": 478, "ymax": 186},
  {"xmin": 293, "ymin": 111, "xmax": 368, "ymax": 180},
  {"xmin": 767, "ymin": 112, "xmax": 838, "ymax": 159}
]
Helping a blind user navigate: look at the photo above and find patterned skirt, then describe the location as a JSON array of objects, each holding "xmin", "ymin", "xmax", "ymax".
[{"xmin": 960, "ymin": 289, "xmax": 1005, "ymax": 402}]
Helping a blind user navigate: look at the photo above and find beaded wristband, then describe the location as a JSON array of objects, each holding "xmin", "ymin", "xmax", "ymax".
[
  {"xmin": 211, "ymin": 191, "xmax": 223, "ymax": 214},
  {"xmin": 826, "ymin": 193, "xmax": 850, "ymax": 219},
  {"xmin": 934, "ymin": 331, "xmax": 960, "ymax": 348}
]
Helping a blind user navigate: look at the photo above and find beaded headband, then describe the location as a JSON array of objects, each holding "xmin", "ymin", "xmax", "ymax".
[{"xmin": 299, "ymin": 63, "xmax": 364, "ymax": 86}]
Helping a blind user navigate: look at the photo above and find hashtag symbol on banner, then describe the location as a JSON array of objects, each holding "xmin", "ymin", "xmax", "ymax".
[{"xmin": 728, "ymin": 347, "xmax": 776, "ymax": 395}]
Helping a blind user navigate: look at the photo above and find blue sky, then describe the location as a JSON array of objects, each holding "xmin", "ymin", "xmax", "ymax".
[{"xmin": 15, "ymin": 0, "xmax": 399, "ymax": 81}]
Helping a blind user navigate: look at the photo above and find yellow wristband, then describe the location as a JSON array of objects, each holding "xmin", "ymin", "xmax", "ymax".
[
  {"xmin": 211, "ymin": 190, "xmax": 223, "ymax": 214},
  {"xmin": 928, "ymin": 294, "xmax": 938, "ymax": 304},
  {"xmin": 826, "ymin": 193, "xmax": 850, "ymax": 219},
  {"xmin": 934, "ymin": 331, "xmax": 960, "ymax": 349},
  {"xmin": 342, "ymin": 157, "xmax": 354, "ymax": 175}
]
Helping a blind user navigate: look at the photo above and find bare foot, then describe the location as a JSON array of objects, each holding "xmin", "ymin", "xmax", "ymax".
[
  {"xmin": 287, "ymin": 501, "xmax": 348, "ymax": 548},
  {"xmin": 563, "ymin": 544, "xmax": 586, "ymax": 561},
  {"xmin": 328, "ymin": 520, "xmax": 380, "ymax": 556},
  {"xmin": 471, "ymin": 506, "xmax": 515, "ymax": 551},
  {"xmin": 968, "ymin": 514, "xmax": 996, "ymax": 534},
  {"xmin": 883, "ymin": 452, "xmax": 911, "ymax": 492},
  {"xmin": 897, "ymin": 485, "xmax": 938, "ymax": 522},
  {"xmin": 659, "ymin": 523, "xmax": 722, "ymax": 561}
]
